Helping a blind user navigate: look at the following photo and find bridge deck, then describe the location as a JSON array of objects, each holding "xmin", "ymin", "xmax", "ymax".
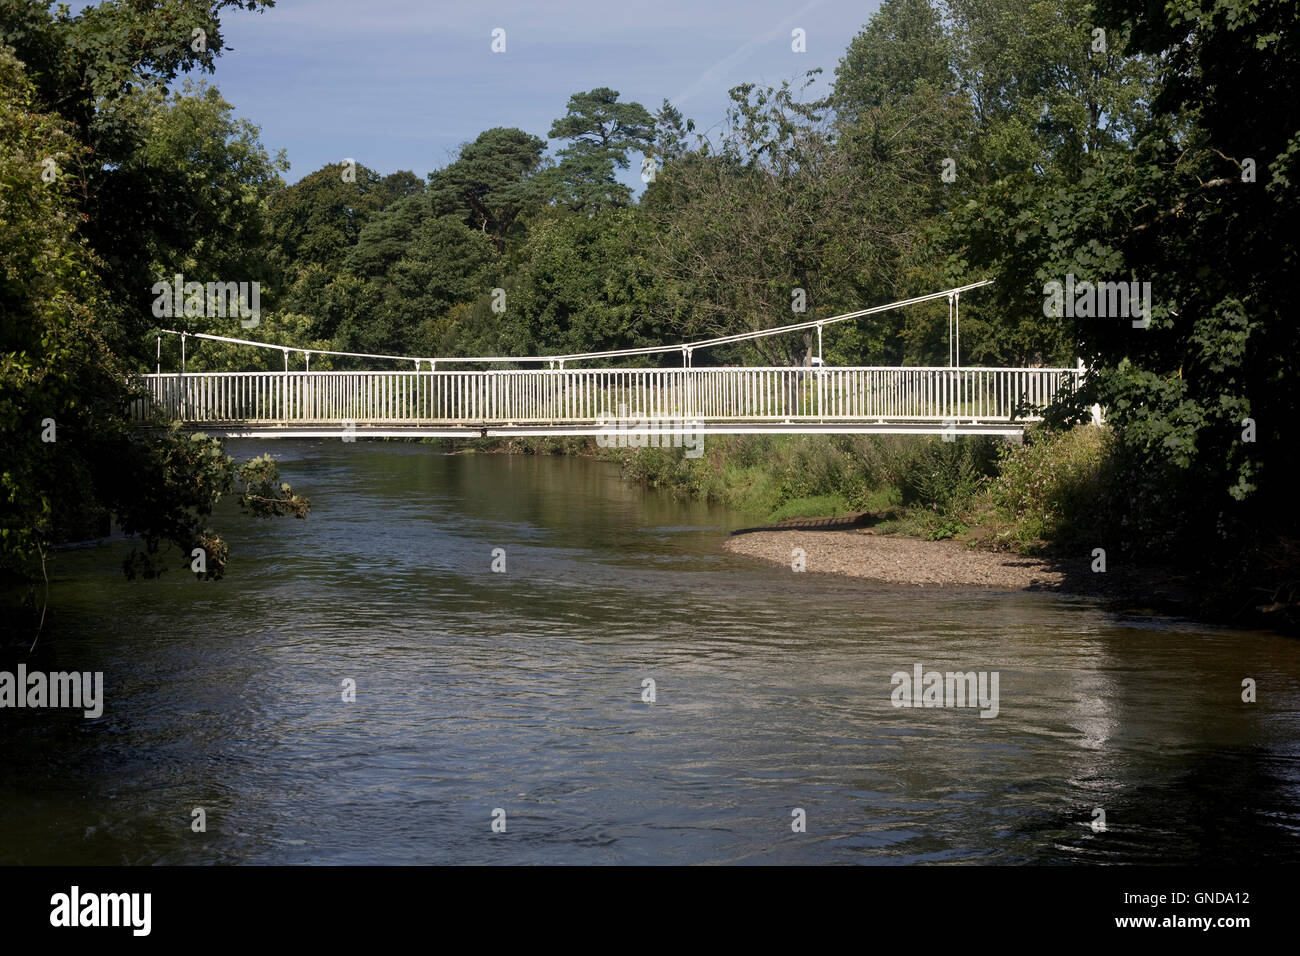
[{"xmin": 132, "ymin": 366, "xmax": 1082, "ymax": 437}]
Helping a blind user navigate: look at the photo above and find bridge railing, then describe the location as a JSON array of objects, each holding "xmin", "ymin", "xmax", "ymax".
[{"xmin": 133, "ymin": 367, "xmax": 1081, "ymax": 426}]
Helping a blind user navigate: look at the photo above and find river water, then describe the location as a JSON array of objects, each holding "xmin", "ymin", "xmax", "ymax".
[{"xmin": 3, "ymin": 441, "xmax": 1299, "ymax": 864}]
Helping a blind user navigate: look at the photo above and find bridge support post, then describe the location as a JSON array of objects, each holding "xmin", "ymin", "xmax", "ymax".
[
  {"xmin": 179, "ymin": 332, "xmax": 187, "ymax": 421},
  {"xmin": 816, "ymin": 322, "xmax": 824, "ymax": 421},
  {"xmin": 947, "ymin": 294, "xmax": 954, "ymax": 367},
  {"xmin": 954, "ymin": 292, "xmax": 961, "ymax": 369}
]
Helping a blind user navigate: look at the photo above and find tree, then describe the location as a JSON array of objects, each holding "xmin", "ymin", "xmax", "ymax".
[
  {"xmin": 832, "ymin": 0, "xmax": 953, "ymax": 122},
  {"xmin": 355, "ymin": 214, "xmax": 498, "ymax": 358},
  {"xmin": 427, "ymin": 127, "xmax": 546, "ymax": 253},
  {"xmin": 643, "ymin": 72, "xmax": 943, "ymax": 365},
  {"xmin": 95, "ymin": 80, "xmax": 288, "ymax": 343},
  {"xmin": 265, "ymin": 164, "xmax": 420, "ymax": 340},
  {"xmin": 466, "ymin": 207, "xmax": 666, "ymax": 359},
  {"xmin": 324, "ymin": 193, "xmax": 499, "ymax": 359},
  {"xmin": 0, "ymin": 45, "xmax": 305, "ymax": 628},
  {"xmin": 180, "ymin": 311, "xmax": 338, "ymax": 372},
  {"xmin": 1083, "ymin": 0, "xmax": 1300, "ymax": 553},
  {"xmin": 343, "ymin": 194, "xmax": 434, "ymax": 279},
  {"xmin": 0, "ymin": 0, "xmax": 275, "ymax": 128},
  {"xmin": 1, "ymin": 1, "xmax": 308, "ymax": 626},
  {"xmin": 944, "ymin": 0, "xmax": 1152, "ymax": 182},
  {"xmin": 930, "ymin": 0, "xmax": 1155, "ymax": 366},
  {"xmin": 972, "ymin": 0, "xmax": 1300, "ymax": 618},
  {"xmin": 1, "ymin": 0, "xmax": 281, "ymax": 358},
  {"xmin": 547, "ymin": 88, "xmax": 654, "ymax": 212},
  {"xmin": 651, "ymin": 99, "xmax": 695, "ymax": 163},
  {"xmin": 266, "ymin": 162, "xmax": 419, "ymax": 276},
  {"xmin": 830, "ymin": 1, "xmax": 976, "ymax": 364}
]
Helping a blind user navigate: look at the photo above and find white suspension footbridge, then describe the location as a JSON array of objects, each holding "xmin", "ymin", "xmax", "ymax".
[{"xmin": 132, "ymin": 280, "xmax": 1095, "ymax": 439}]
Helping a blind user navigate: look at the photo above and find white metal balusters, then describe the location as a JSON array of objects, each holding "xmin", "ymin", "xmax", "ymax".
[{"xmin": 136, "ymin": 366, "xmax": 1083, "ymax": 430}]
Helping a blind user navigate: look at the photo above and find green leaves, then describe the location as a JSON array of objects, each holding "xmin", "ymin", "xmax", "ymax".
[
  {"xmin": 427, "ymin": 127, "xmax": 547, "ymax": 249},
  {"xmin": 1, "ymin": 7, "xmax": 311, "ymax": 611},
  {"xmin": 236, "ymin": 453, "xmax": 309, "ymax": 520},
  {"xmin": 549, "ymin": 87, "xmax": 654, "ymax": 168},
  {"xmin": 116, "ymin": 429, "xmax": 309, "ymax": 581},
  {"xmin": 266, "ymin": 162, "xmax": 416, "ymax": 278},
  {"xmin": 546, "ymin": 89, "xmax": 654, "ymax": 213},
  {"xmin": 833, "ymin": 0, "xmax": 953, "ymax": 122}
]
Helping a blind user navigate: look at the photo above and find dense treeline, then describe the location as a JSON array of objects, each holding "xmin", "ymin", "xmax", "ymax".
[
  {"xmin": 2, "ymin": 0, "xmax": 1297, "ymax": 626},
  {"xmin": 214, "ymin": 0, "xmax": 1156, "ymax": 371}
]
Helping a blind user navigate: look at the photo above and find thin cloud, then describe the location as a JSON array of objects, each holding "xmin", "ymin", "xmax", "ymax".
[{"xmin": 670, "ymin": 0, "xmax": 826, "ymax": 107}]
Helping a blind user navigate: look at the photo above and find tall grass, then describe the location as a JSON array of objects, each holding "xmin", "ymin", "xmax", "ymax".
[
  {"xmin": 613, "ymin": 434, "xmax": 997, "ymax": 525},
  {"xmin": 610, "ymin": 427, "xmax": 1114, "ymax": 550},
  {"xmin": 984, "ymin": 426, "xmax": 1117, "ymax": 550}
]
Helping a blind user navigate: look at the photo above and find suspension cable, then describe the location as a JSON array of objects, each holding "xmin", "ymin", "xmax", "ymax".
[{"xmin": 154, "ymin": 279, "xmax": 992, "ymax": 368}]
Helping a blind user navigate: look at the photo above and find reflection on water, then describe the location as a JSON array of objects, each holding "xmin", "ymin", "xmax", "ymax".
[{"xmin": 2, "ymin": 441, "xmax": 1298, "ymax": 864}]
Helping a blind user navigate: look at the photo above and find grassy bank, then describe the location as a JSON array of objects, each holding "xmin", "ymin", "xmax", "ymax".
[{"xmin": 613, "ymin": 427, "xmax": 1116, "ymax": 548}]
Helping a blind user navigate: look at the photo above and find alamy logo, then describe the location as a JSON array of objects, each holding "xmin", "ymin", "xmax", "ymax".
[
  {"xmin": 50, "ymin": 887, "xmax": 151, "ymax": 936},
  {"xmin": 0, "ymin": 666, "xmax": 103, "ymax": 718},
  {"xmin": 151, "ymin": 273, "xmax": 261, "ymax": 328},
  {"xmin": 596, "ymin": 403, "xmax": 703, "ymax": 458},
  {"xmin": 890, "ymin": 663, "xmax": 999, "ymax": 718},
  {"xmin": 1042, "ymin": 273, "xmax": 1151, "ymax": 328}
]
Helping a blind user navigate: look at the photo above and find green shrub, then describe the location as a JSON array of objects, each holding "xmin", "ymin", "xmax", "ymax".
[
  {"xmin": 990, "ymin": 425, "xmax": 1115, "ymax": 548},
  {"xmin": 621, "ymin": 445, "xmax": 684, "ymax": 488},
  {"xmin": 924, "ymin": 515, "xmax": 969, "ymax": 540},
  {"xmin": 898, "ymin": 437, "xmax": 998, "ymax": 514}
]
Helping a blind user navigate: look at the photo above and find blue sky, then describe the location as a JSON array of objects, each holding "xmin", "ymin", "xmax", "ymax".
[{"xmin": 199, "ymin": 0, "xmax": 882, "ymax": 188}]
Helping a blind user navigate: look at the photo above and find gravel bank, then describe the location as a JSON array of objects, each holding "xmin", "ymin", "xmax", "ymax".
[{"xmin": 725, "ymin": 525, "xmax": 1072, "ymax": 590}]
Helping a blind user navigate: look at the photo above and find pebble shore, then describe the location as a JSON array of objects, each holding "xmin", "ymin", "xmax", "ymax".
[{"xmin": 724, "ymin": 519, "xmax": 1073, "ymax": 591}]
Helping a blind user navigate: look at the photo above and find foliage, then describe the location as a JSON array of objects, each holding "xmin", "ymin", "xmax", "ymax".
[
  {"xmin": 453, "ymin": 206, "xmax": 664, "ymax": 358},
  {"xmin": 966, "ymin": 0, "xmax": 1300, "ymax": 609},
  {"xmin": 546, "ymin": 88, "xmax": 653, "ymax": 212},
  {"xmin": 0, "ymin": 4, "xmax": 307, "ymax": 617},
  {"xmin": 1, "ymin": 0, "xmax": 283, "ymax": 358},
  {"xmin": 179, "ymin": 311, "xmax": 338, "ymax": 372},
  {"xmin": 833, "ymin": 0, "xmax": 954, "ymax": 123},
  {"xmin": 1, "ymin": 43, "xmax": 106, "ymax": 589},
  {"xmin": 427, "ymin": 127, "xmax": 547, "ymax": 251},
  {"xmin": 651, "ymin": 99, "xmax": 694, "ymax": 163},
  {"xmin": 266, "ymin": 161, "xmax": 418, "ymax": 277},
  {"xmin": 104, "ymin": 79, "xmax": 288, "ymax": 340},
  {"xmin": 117, "ymin": 431, "xmax": 307, "ymax": 581},
  {"xmin": 898, "ymin": 437, "xmax": 998, "ymax": 515},
  {"xmin": 641, "ymin": 71, "xmax": 947, "ymax": 366},
  {"xmin": 988, "ymin": 425, "xmax": 1114, "ymax": 548}
]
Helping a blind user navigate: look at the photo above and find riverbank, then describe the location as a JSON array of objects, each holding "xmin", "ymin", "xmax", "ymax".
[
  {"xmin": 431, "ymin": 430, "xmax": 1297, "ymax": 632},
  {"xmin": 727, "ymin": 518, "xmax": 1070, "ymax": 589},
  {"xmin": 723, "ymin": 515, "xmax": 1205, "ymax": 617}
]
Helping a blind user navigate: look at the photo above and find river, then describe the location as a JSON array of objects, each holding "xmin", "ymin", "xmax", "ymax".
[{"xmin": 3, "ymin": 440, "xmax": 1299, "ymax": 864}]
